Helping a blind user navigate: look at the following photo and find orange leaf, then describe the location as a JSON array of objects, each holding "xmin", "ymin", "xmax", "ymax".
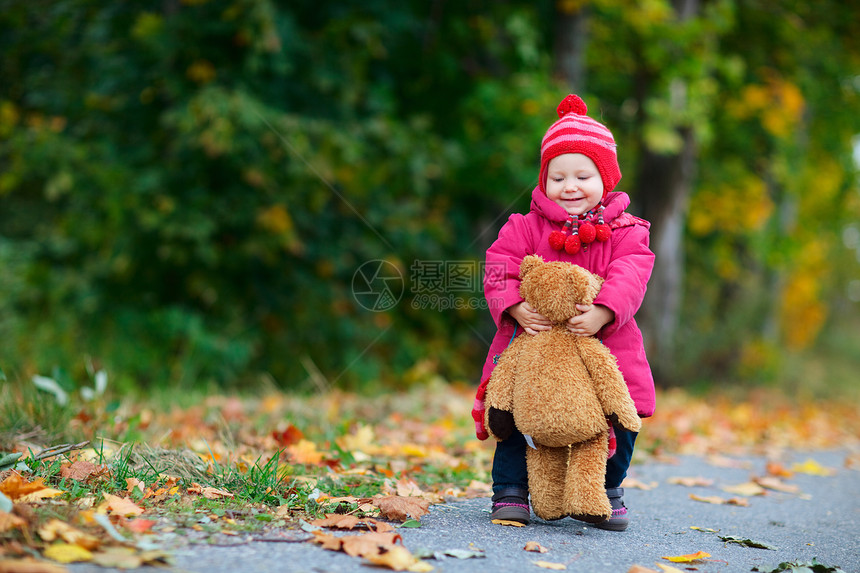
[
  {"xmin": 272, "ymin": 424, "xmax": 304, "ymax": 447},
  {"xmin": 0, "ymin": 558, "xmax": 68, "ymax": 573},
  {"xmin": 0, "ymin": 473, "xmax": 64, "ymax": 502},
  {"xmin": 102, "ymin": 493, "xmax": 144, "ymax": 517},
  {"xmin": 363, "ymin": 545, "xmax": 419, "ymax": 570},
  {"xmin": 187, "ymin": 483, "xmax": 234, "ymax": 500},
  {"xmin": 662, "ymin": 551, "xmax": 711, "ymax": 563},
  {"xmin": 122, "ymin": 518, "xmax": 156, "ymax": 534},
  {"xmin": 492, "ymin": 519, "xmax": 526, "ymax": 527},
  {"xmin": 373, "ymin": 495, "xmax": 430, "ymax": 522},
  {"xmin": 287, "ymin": 439, "xmax": 324, "ymax": 465},
  {"xmin": 524, "ymin": 541, "xmax": 549, "ymax": 553},
  {"xmin": 0, "ymin": 511, "xmax": 26, "ymax": 533}
]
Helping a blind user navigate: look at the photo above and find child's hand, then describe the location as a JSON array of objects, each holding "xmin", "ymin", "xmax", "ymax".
[
  {"xmin": 508, "ymin": 302, "xmax": 552, "ymax": 335},
  {"xmin": 567, "ymin": 304, "xmax": 614, "ymax": 337}
]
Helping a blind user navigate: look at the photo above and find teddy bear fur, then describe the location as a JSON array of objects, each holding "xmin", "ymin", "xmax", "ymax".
[{"xmin": 485, "ymin": 254, "xmax": 641, "ymax": 522}]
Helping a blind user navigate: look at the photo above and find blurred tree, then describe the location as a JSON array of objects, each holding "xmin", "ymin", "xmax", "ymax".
[{"xmin": 0, "ymin": 0, "xmax": 857, "ymax": 391}]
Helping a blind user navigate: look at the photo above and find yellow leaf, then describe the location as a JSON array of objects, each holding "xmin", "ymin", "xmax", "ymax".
[
  {"xmin": 534, "ymin": 561, "xmax": 566, "ymax": 570},
  {"xmin": 792, "ymin": 459, "xmax": 836, "ymax": 476},
  {"xmin": 661, "ymin": 551, "xmax": 711, "ymax": 563},
  {"xmin": 363, "ymin": 545, "xmax": 417, "ymax": 571},
  {"xmin": 44, "ymin": 542, "xmax": 93, "ymax": 564},
  {"xmin": 37, "ymin": 519, "xmax": 100, "ymax": 550},
  {"xmin": 722, "ymin": 482, "xmax": 766, "ymax": 496},
  {"xmin": 491, "ymin": 519, "xmax": 525, "ymax": 527}
]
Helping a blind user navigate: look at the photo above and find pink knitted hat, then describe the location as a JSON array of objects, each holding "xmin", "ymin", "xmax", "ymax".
[{"xmin": 538, "ymin": 94, "xmax": 621, "ymax": 197}]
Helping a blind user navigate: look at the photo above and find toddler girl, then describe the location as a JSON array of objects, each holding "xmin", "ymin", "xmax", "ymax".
[{"xmin": 473, "ymin": 94, "xmax": 655, "ymax": 531}]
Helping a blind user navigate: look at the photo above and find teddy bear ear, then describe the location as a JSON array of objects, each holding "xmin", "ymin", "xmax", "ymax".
[{"xmin": 519, "ymin": 254, "xmax": 545, "ymax": 279}]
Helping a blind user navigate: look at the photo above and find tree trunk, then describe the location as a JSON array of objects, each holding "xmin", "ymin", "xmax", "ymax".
[
  {"xmin": 637, "ymin": 0, "xmax": 700, "ymax": 385},
  {"xmin": 553, "ymin": 5, "xmax": 589, "ymax": 90},
  {"xmin": 638, "ymin": 126, "xmax": 696, "ymax": 384}
]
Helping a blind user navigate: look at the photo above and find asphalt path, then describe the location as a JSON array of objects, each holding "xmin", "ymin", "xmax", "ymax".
[{"xmin": 69, "ymin": 449, "xmax": 859, "ymax": 573}]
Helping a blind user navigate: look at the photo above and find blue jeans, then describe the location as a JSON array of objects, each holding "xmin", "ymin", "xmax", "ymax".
[{"xmin": 491, "ymin": 426, "xmax": 638, "ymax": 492}]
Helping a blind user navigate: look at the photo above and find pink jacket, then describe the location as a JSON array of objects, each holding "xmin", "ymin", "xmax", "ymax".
[{"xmin": 478, "ymin": 188, "xmax": 656, "ymax": 421}]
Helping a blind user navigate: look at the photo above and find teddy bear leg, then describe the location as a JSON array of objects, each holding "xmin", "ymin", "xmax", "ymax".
[
  {"xmin": 526, "ymin": 445, "xmax": 569, "ymax": 521},
  {"xmin": 565, "ymin": 432, "xmax": 612, "ymax": 523}
]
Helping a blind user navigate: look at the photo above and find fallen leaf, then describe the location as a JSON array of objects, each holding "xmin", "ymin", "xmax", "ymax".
[
  {"xmin": 662, "ymin": 551, "xmax": 711, "ymax": 563},
  {"xmin": 667, "ymin": 476, "xmax": 714, "ymax": 487},
  {"xmin": 43, "ymin": 542, "xmax": 93, "ymax": 564},
  {"xmin": 754, "ymin": 476, "xmax": 800, "ymax": 494},
  {"xmin": 690, "ymin": 494, "xmax": 750, "ymax": 506},
  {"xmin": 706, "ymin": 455, "xmax": 752, "ymax": 469},
  {"xmin": 373, "ymin": 495, "xmax": 430, "ymax": 522},
  {"xmin": 524, "ymin": 541, "xmax": 549, "ymax": 553},
  {"xmin": 311, "ymin": 514, "xmax": 393, "ymax": 533},
  {"xmin": 342, "ymin": 532, "xmax": 404, "ymax": 558},
  {"xmin": 656, "ymin": 564, "xmax": 687, "ymax": 573},
  {"xmin": 187, "ymin": 483, "xmax": 234, "ymax": 500},
  {"xmin": 363, "ymin": 545, "xmax": 418, "ymax": 571},
  {"xmin": 0, "ymin": 511, "xmax": 26, "ymax": 533},
  {"xmin": 690, "ymin": 526, "xmax": 719, "ymax": 533},
  {"xmin": 0, "ymin": 558, "xmax": 67, "ymax": 573},
  {"xmin": 287, "ymin": 439, "xmax": 324, "ymax": 465},
  {"xmin": 765, "ymin": 461, "xmax": 794, "ymax": 478},
  {"xmin": 90, "ymin": 547, "xmax": 143, "ymax": 569},
  {"xmin": 719, "ymin": 535, "xmax": 777, "ymax": 550},
  {"xmin": 534, "ymin": 560, "xmax": 566, "ymax": 570},
  {"xmin": 60, "ymin": 461, "xmax": 106, "ymax": 482},
  {"xmin": 0, "ymin": 473, "xmax": 65, "ymax": 502},
  {"xmin": 272, "ymin": 424, "xmax": 304, "ymax": 447},
  {"xmin": 791, "ymin": 459, "xmax": 836, "ymax": 477},
  {"xmin": 126, "ymin": 478, "xmax": 145, "ymax": 495},
  {"xmin": 722, "ymin": 481, "xmax": 766, "ymax": 496},
  {"xmin": 626, "ymin": 566, "xmax": 659, "ymax": 573},
  {"xmin": 37, "ymin": 519, "xmax": 100, "ymax": 550},
  {"xmin": 491, "ymin": 519, "xmax": 526, "ymax": 527},
  {"xmin": 621, "ymin": 477, "xmax": 658, "ymax": 490},
  {"xmin": 122, "ymin": 518, "xmax": 157, "ymax": 534},
  {"xmin": 101, "ymin": 494, "xmax": 144, "ymax": 517}
]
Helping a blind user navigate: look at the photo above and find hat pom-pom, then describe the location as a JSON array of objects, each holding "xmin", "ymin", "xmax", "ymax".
[
  {"xmin": 557, "ymin": 94, "xmax": 588, "ymax": 118},
  {"xmin": 548, "ymin": 230, "xmax": 566, "ymax": 250},
  {"xmin": 578, "ymin": 221, "xmax": 596, "ymax": 243},
  {"xmin": 564, "ymin": 234, "xmax": 581, "ymax": 255},
  {"xmin": 595, "ymin": 223, "xmax": 611, "ymax": 242}
]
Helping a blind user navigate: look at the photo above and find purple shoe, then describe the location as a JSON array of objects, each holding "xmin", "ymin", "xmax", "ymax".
[
  {"xmin": 490, "ymin": 487, "xmax": 530, "ymax": 525},
  {"xmin": 594, "ymin": 487, "xmax": 629, "ymax": 531}
]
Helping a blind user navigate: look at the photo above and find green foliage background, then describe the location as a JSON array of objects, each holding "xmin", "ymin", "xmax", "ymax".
[{"xmin": 1, "ymin": 0, "xmax": 859, "ymax": 392}]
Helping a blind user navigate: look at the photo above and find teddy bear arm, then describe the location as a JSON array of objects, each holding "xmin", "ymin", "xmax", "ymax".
[
  {"xmin": 484, "ymin": 334, "xmax": 527, "ymax": 412},
  {"xmin": 484, "ymin": 335, "xmax": 528, "ymax": 441},
  {"xmin": 575, "ymin": 337, "xmax": 642, "ymax": 433}
]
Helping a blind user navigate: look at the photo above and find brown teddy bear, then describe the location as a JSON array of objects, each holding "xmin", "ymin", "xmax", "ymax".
[{"xmin": 484, "ymin": 254, "xmax": 641, "ymax": 522}]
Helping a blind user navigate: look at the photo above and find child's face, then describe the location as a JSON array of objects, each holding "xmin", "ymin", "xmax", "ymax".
[{"xmin": 545, "ymin": 153, "xmax": 604, "ymax": 217}]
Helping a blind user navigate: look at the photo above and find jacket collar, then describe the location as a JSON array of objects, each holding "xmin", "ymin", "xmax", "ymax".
[{"xmin": 529, "ymin": 186, "xmax": 630, "ymax": 224}]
